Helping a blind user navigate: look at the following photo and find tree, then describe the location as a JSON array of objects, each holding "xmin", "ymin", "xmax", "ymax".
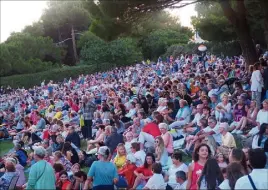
[
  {"xmin": 0, "ymin": 33, "xmax": 64, "ymax": 76},
  {"xmin": 191, "ymin": 2, "xmax": 237, "ymax": 42},
  {"xmin": 22, "ymin": 22, "xmax": 45, "ymax": 37},
  {"xmin": 218, "ymin": 0, "xmax": 257, "ymax": 65},
  {"xmin": 41, "ymin": 1, "xmax": 90, "ymax": 65}
]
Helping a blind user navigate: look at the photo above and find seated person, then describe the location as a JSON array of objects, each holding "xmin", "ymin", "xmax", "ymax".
[
  {"xmin": 113, "ymin": 143, "xmax": 127, "ymax": 170},
  {"xmin": 118, "ymin": 154, "xmax": 137, "ymax": 188},
  {"xmin": 143, "ymin": 163, "xmax": 166, "ymax": 190},
  {"xmin": 174, "ymin": 171, "xmax": 187, "ymax": 190}
]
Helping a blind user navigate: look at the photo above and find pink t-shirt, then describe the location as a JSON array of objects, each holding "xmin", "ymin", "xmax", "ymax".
[{"xmin": 162, "ymin": 132, "xmax": 173, "ymax": 154}]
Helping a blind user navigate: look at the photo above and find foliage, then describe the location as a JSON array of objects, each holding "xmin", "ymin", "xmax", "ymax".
[
  {"xmin": 22, "ymin": 22, "xmax": 45, "ymax": 37},
  {"xmin": 165, "ymin": 41, "xmax": 242, "ymax": 58},
  {"xmin": 191, "ymin": 1, "xmax": 236, "ymax": 42},
  {"xmin": 0, "ymin": 33, "xmax": 64, "ymax": 77},
  {"xmin": 109, "ymin": 37, "xmax": 142, "ymax": 66},
  {"xmin": 79, "ymin": 35, "xmax": 142, "ymax": 66},
  {"xmin": 140, "ymin": 29, "xmax": 192, "ymax": 60},
  {"xmin": 0, "ymin": 63, "xmax": 117, "ymax": 89}
]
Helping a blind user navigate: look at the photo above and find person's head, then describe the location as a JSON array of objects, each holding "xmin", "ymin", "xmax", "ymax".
[
  {"xmin": 59, "ymin": 171, "xmax": 69, "ymax": 182},
  {"xmin": 74, "ymin": 171, "xmax": 87, "ymax": 183},
  {"xmin": 62, "ymin": 142, "xmax": 72, "ymax": 155},
  {"xmin": 242, "ymin": 147, "xmax": 250, "ymax": 161},
  {"xmin": 125, "ymin": 132, "xmax": 134, "ymax": 142},
  {"xmin": 144, "ymin": 153, "xmax": 155, "ymax": 168},
  {"xmin": 154, "ymin": 136, "xmax": 164, "ymax": 150},
  {"xmin": 152, "ymin": 163, "xmax": 162, "ymax": 174},
  {"xmin": 216, "ymin": 153, "xmax": 225, "ymax": 163},
  {"xmin": 131, "ymin": 142, "xmax": 140, "ymax": 153},
  {"xmin": 68, "ymin": 126, "xmax": 75, "ymax": 134},
  {"xmin": 262, "ymin": 99, "xmax": 268, "ymax": 110},
  {"xmin": 14, "ymin": 143, "xmax": 21, "ymax": 151},
  {"xmin": 179, "ymin": 99, "xmax": 188, "ymax": 108},
  {"xmin": 171, "ymin": 152, "xmax": 183, "ymax": 165},
  {"xmin": 229, "ymin": 148, "xmax": 248, "ymax": 174},
  {"xmin": 159, "ymin": 122, "xmax": 168, "ymax": 134},
  {"xmin": 34, "ymin": 146, "xmax": 46, "ymax": 161},
  {"xmin": 198, "ymin": 158, "xmax": 224, "ymax": 189},
  {"xmin": 203, "ymin": 106, "xmax": 211, "ymax": 116},
  {"xmin": 221, "ymin": 94, "xmax": 229, "ymax": 104},
  {"xmin": 97, "ymin": 146, "xmax": 110, "ymax": 161},
  {"xmin": 117, "ymin": 143, "xmax": 126, "ymax": 156},
  {"xmin": 53, "ymin": 163, "xmax": 64, "ymax": 173},
  {"xmin": 208, "ymin": 116, "xmax": 217, "ymax": 128},
  {"xmin": 258, "ymin": 123, "xmax": 268, "ymax": 145},
  {"xmin": 250, "ymin": 100, "xmax": 257, "ymax": 108},
  {"xmin": 71, "ymin": 163, "xmax": 81, "ymax": 173},
  {"xmin": 248, "ymin": 148, "xmax": 266, "ymax": 169},
  {"xmin": 4, "ymin": 160, "xmax": 16, "ymax": 172},
  {"xmin": 176, "ymin": 171, "xmax": 187, "ymax": 184},
  {"xmin": 56, "ymin": 135, "xmax": 64, "ymax": 143},
  {"xmin": 105, "ymin": 125, "xmax": 112, "ymax": 135},
  {"xmin": 193, "ymin": 143, "xmax": 211, "ymax": 162},
  {"xmin": 154, "ymin": 114, "xmax": 164, "ymax": 124},
  {"xmin": 53, "ymin": 151, "xmax": 63, "ymax": 161},
  {"xmin": 219, "ymin": 122, "xmax": 229, "ymax": 134},
  {"xmin": 226, "ymin": 162, "xmax": 244, "ymax": 190}
]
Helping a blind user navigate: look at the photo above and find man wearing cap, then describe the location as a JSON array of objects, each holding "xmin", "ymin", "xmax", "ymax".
[{"xmin": 26, "ymin": 146, "xmax": 56, "ymax": 189}]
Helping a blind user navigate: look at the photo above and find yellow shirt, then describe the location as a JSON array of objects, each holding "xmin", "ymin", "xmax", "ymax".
[
  {"xmin": 222, "ymin": 132, "xmax": 236, "ymax": 148},
  {"xmin": 54, "ymin": 111, "xmax": 62, "ymax": 120},
  {"xmin": 114, "ymin": 155, "xmax": 126, "ymax": 170}
]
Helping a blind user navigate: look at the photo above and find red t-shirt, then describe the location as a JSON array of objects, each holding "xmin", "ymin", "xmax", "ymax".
[
  {"xmin": 118, "ymin": 164, "xmax": 137, "ymax": 188},
  {"xmin": 135, "ymin": 166, "xmax": 153, "ymax": 181},
  {"xmin": 142, "ymin": 122, "xmax": 161, "ymax": 138}
]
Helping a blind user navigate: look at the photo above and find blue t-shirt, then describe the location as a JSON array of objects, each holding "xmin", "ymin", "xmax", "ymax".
[{"xmin": 88, "ymin": 161, "xmax": 118, "ymax": 187}]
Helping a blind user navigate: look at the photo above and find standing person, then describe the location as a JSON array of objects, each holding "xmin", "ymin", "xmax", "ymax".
[
  {"xmin": 197, "ymin": 158, "xmax": 224, "ymax": 190},
  {"xmin": 229, "ymin": 148, "xmax": 249, "ymax": 175},
  {"xmin": 235, "ymin": 148, "xmax": 268, "ymax": 189},
  {"xmin": 25, "ymin": 146, "xmax": 56, "ymax": 190},
  {"xmin": 250, "ymin": 62, "xmax": 263, "ymax": 108},
  {"xmin": 82, "ymin": 94, "xmax": 96, "ymax": 140},
  {"xmin": 84, "ymin": 146, "xmax": 118, "ymax": 190},
  {"xmin": 186, "ymin": 144, "xmax": 211, "ymax": 190}
]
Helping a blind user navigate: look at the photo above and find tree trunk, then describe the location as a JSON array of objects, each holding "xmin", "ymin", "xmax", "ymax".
[
  {"xmin": 219, "ymin": 0, "xmax": 258, "ymax": 66},
  {"xmin": 71, "ymin": 25, "xmax": 79, "ymax": 64},
  {"xmin": 258, "ymin": 0, "xmax": 268, "ymax": 49}
]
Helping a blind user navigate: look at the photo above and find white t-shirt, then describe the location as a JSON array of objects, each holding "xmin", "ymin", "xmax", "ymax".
[
  {"xmin": 145, "ymin": 173, "xmax": 166, "ymax": 189},
  {"xmin": 203, "ymin": 124, "xmax": 222, "ymax": 144},
  {"xmin": 192, "ymin": 113, "xmax": 202, "ymax": 124},
  {"xmin": 134, "ymin": 150, "xmax": 146, "ymax": 167},
  {"xmin": 250, "ymin": 70, "xmax": 263, "ymax": 92},
  {"xmin": 168, "ymin": 163, "xmax": 188, "ymax": 185},
  {"xmin": 174, "ymin": 180, "xmax": 188, "ymax": 190},
  {"xmin": 219, "ymin": 179, "xmax": 230, "ymax": 190},
  {"xmin": 256, "ymin": 110, "xmax": 268, "ymax": 126}
]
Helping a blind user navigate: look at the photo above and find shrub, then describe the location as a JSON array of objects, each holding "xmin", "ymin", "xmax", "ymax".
[{"xmin": 0, "ymin": 63, "xmax": 115, "ymax": 88}]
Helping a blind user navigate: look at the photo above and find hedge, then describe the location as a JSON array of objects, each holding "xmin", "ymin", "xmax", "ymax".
[{"xmin": 0, "ymin": 62, "xmax": 115, "ymax": 88}]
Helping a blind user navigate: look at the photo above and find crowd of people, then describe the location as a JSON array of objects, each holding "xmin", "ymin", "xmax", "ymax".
[{"xmin": 0, "ymin": 51, "xmax": 268, "ymax": 190}]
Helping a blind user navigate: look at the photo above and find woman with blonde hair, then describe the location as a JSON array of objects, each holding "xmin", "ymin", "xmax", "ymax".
[
  {"xmin": 154, "ymin": 136, "xmax": 168, "ymax": 166},
  {"xmin": 113, "ymin": 143, "xmax": 127, "ymax": 170}
]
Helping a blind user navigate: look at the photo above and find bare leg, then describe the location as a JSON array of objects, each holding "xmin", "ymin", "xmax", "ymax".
[{"xmin": 132, "ymin": 176, "xmax": 142, "ymax": 189}]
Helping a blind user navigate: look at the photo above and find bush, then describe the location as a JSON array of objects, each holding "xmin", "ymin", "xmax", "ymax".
[
  {"xmin": 165, "ymin": 41, "xmax": 242, "ymax": 57},
  {"xmin": 0, "ymin": 63, "xmax": 116, "ymax": 88},
  {"xmin": 140, "ymin": 29, "xmax": 190, "ymax": 61},
  {"xmin": 79, "ymin": 35, "xmax": 142, "ymax": 66},
  {"xmin": 0, "ymin": 33, "xmax": 64, "ymax": 77}
]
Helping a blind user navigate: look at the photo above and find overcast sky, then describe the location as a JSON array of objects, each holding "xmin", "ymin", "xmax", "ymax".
[{"xmin": 0, "ymin": 1, "xmax": 196, "ymax": 42}]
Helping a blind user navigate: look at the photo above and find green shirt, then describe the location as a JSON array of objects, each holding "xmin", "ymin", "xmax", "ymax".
[{"xmin": 26, "ymin": 160, "xmax": 56, "ymax": 190}]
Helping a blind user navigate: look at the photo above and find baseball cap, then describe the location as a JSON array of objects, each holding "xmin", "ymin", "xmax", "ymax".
[{"xmin": 97, "ymin": 146, "xmax": 110, "ymax": 156}]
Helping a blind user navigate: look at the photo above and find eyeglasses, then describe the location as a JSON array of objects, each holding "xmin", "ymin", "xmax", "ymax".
[{"xmin": 155, "ymin": 140, "xmax": 159, "ymax": 143}]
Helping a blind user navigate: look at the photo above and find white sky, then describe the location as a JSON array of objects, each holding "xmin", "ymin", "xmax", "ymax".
[{"xmin": 0, "ymin": 1, "xmax": 196, "ymax": 43}]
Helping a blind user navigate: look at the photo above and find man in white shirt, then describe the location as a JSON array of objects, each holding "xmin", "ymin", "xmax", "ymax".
[
  {"xmin": 144, "ymin": 163, "xmax": 166, "ymax": 190},
  {"xmin": 235, "ymin": 148, "xmax": 268, "ymax": 190},
  {"xmin": 174, "ymin": 171, "xmax": 187, "ymax": 190}
]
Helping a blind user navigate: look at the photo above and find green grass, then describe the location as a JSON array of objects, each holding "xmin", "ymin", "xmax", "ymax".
[{"xmin": 0, "ymin": 140, "xmax": 14, "ymax": 156}]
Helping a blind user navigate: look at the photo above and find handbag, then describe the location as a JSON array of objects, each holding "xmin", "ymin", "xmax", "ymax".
[{"xmin": 36, "ymin": 162, "xmax": 47, "ymax": 183}]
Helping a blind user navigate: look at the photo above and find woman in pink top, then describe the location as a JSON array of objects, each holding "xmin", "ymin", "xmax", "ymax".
[
  {"xmin": 187, "ymin": 143, "xmax": 211, "ymax": 190},
  {"xmin": 159, "ymin": 123, "xmax": 173, "ymax": 155}
]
